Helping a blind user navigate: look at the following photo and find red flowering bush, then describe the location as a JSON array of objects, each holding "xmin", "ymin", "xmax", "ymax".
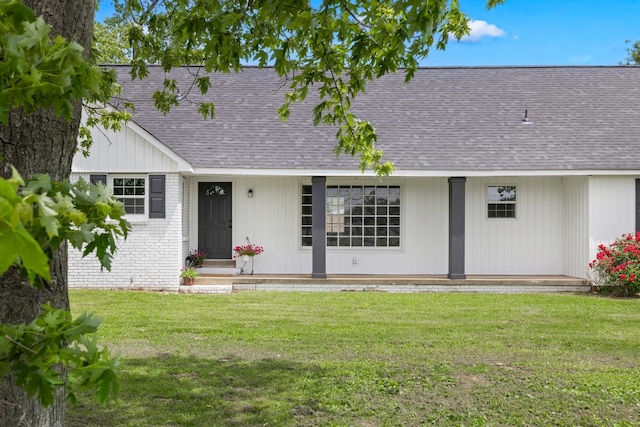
[
  {"xmin": 590, "ymin": 232, "xmax": 640, "ymax": 296},
  {"xmin": 233, "ymin": 244, "xmax": 264, "ymax": 258}
]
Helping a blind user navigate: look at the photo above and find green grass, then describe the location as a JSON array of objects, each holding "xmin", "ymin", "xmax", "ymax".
[{"xmin": 67, "ymin": 291, "xmax": 640, "ymax": 426}]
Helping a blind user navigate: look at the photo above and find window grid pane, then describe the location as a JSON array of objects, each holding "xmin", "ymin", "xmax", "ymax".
[
  {"xmin": 114, "ymin": 177, "xmax": 146, "ymax": 215},
  {"xmin": 487, "ymin": 185, "xmax": 516, "ymax": 219},
  {"xmin": 119, "ymin": 198, "xmax": 145, "ymax": 214},
  {"xmin": 301, "ymin": 185, "xmax": 313, "ymax": 245},
  {"xmin": 301, "ymin": 185, "xmax": 400, "ymax": 247},
  {"xmin": 488, "ymin": 203, "xmax": 516, "ymax": 218}
]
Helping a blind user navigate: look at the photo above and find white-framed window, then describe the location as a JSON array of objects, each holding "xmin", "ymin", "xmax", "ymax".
[
  {"xmin": 487, "ymin": 185, "xmax": 516, "ymax": 218},
  {"xmin": 112, "ymin": 176, "xmax": 147, "ymax": 216},
  {"xmin": 302, "ymin": 185, "xmax": 401, "ymax": 247}
]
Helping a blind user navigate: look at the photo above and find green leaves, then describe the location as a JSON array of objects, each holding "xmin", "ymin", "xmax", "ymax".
[
  {"xmin": 0, "ymin": 169, "xmax": 130, "ymax": 286},
  {"xmin": 0, "ymin": 1, "xmax": 128, "ymax": 412},
  {"xmin": 0, "ymin": 168, "xmax": 52, "ymax": 282},
  {"xmin": 0, "ymin": 0, "xmax": 117, "ymax": 127},
  {"xmin": 113, "ymin": 0, "xmax": 502, "ymax": 175},
  {"xmin": 56, "ymin": 178, "xmax": 131, "ymax": 271},
  {"xmin": 624, "ymin": 39, "xmax": 640, "ymax": 65},
  {"xmin": 0, "ymin": 220, "xmax": 51, "ymax": 282},
  {"xmin": 0, "ymin": 305, "xmax": 119, "ymax": 407},
  {"xmin": 92, "ymin": 20, "xmax": 134, "ymax": 64}
]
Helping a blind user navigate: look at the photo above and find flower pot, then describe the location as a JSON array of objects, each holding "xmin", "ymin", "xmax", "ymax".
[
  {"xmin": 182, "ymin": 277, "xmax": 194, "ymax": 286},
  {"xmin": 242, "ymin": 255, "xmax": 250, "ymax": 262}
]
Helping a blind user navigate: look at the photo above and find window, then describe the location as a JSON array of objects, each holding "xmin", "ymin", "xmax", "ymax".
[
  {"xmin": 113, "ymin": 177, "xmax": 146, "ymax": 215},
  {"xmin": 204, "ymin": 184, "xmax": 226, "ymax": 197},
  {"xmin": 487, "ymin": 185, "xmax": 516, "ymax": 218},
  {"xmin": 302, "ymin": 185, "xmax": 401, "ymax": 247}
]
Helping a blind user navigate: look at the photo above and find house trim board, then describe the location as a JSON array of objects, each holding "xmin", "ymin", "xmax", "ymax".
[{"xmin": 189, "ymin": 167, "xmax": 640, "ymax": 178}]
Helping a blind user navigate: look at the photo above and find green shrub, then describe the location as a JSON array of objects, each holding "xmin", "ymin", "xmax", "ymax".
[{"xmin": 590, "ymin": 232, "xmax": 640, "ymax": 296}]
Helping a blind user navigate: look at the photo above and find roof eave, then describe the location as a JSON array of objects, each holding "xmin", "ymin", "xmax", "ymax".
[{"xmin": 189, "ymin": 167, "xmax": 640, "ymax": 178}]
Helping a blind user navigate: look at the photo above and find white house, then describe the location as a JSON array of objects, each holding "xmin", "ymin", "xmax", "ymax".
[{"xmin": 68, "ymin": 65, "xmax": 640, "ymax": 290}]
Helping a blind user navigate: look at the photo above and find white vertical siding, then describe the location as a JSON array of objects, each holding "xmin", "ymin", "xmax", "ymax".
[
  {"xmin": 68, "ymin": 172, "xmax": 626, "ymax": 281},
  {"xmin": 466, "ymin": 177, "xmax": 564, "ymax": 275},
  {"xmin": 325, "ymin": 177, "xmax": 449, "ymax": 275},
  {"xmin": 234, "ymin": 176, "xmax": 303, "ymax": 273},
  {"xmin": 562, "ymin": 177, "xmax": 589, "ymax": 278},
  {"xmin": 588, "ymin": 176, "xmax": 636, "ymax": 264},
  {"xmin": 72, "ymin": 124, "xmax": 180, "ymax": 173},
  {"xmin": 189, "ymin": 176, "xmax": 449, "ymax": 274},
  {"xmin": 397, "ymin": 177, "xmax": 450, "ymax": 274}
]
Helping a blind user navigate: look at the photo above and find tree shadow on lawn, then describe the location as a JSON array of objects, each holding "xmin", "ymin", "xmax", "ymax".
[
  {"xmin": 66, "ymin": 351, "xmax": 640, "ymax": 426},
  {"xmin": 67, "ymin": 353, "xmax": 330, "ymax": 427}
]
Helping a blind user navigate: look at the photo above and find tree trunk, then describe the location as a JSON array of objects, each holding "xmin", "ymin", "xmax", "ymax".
[{"xmin": 0, "ymin": 1, "xmax": 95, "ymax": 426}]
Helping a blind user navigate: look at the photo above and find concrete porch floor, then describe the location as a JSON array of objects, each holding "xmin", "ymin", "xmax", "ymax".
[{"xmin": 180, "ymin": 274, "xmax": 591, "ymax": 294}]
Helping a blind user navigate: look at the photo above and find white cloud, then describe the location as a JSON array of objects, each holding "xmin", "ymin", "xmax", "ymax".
[{"xmin": 459, "ymin": 20, "xmax": 506, "ymax": 42}]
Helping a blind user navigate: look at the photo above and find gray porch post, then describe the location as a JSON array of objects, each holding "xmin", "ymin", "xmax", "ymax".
[
  {"xmin": 448, "ymin": 177, "xmax": 466, "ymax": 279},
  {"xmin": 636, "ymin": 179, "xmax": 640, "ymax": 232},
  {"xmin": 312, "ymin": 176, "xmax": 327, "ymax": 278}
]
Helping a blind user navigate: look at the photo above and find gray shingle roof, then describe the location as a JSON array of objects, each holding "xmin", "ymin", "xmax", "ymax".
[{"xmin": 110, "ymin": 65, "xmax": 640, "ymax": 172}]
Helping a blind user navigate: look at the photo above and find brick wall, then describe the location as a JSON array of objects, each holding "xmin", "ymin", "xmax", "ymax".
[{"xmin": 68, "ymin": 172, "xmax": 183, "ymax": 290}]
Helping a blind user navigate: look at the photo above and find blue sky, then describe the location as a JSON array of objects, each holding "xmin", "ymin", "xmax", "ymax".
[{"xmin": 97, "ymin": 0, "xmax": 640, "ymax": 66}]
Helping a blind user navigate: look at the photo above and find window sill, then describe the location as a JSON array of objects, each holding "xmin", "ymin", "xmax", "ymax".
[
  {"xmin": 107, "ymin": 217, "xmax": 148, "ymax": 225},
  {"xmin": 126, "ymin": 217, "xmax": 149, "ymax": 225},
  {"xmin": 301, "ymin": 246, "xmax": 403, "ymax": 253}
]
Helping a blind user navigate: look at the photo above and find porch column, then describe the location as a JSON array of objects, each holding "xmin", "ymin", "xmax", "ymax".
[
  {"xmin": 448, "ymin": 177, "xmax": 466, "ymax": 279},
  {"xmin": 312, "ymin": 176, "xmax": 327, "ymax": 278},
  {"xmin": 636, "ymin": 179, "xmax": 640, "ymax": 232}
]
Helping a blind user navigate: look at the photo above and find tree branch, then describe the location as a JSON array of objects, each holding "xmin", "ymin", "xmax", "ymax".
[{"xmin": 3, "ymin": 334, "xmax": 37, "ymax": 355}]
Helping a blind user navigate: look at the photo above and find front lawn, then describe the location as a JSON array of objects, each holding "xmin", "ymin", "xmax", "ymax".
[{"xmin": 67, "ymin": 291, "xmax": 640, "ymax": 426}]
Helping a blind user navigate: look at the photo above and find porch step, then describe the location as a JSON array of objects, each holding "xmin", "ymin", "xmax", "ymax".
[
  {"xmin": 180, "ymin": 284, "xmax": 233, "ymax": 294},
  {"xmin": 196, "ymin": 267, "xmax": 240, "ymax": 276},
  {"xmin": 177, "ymin": 275, "xmax": 591, "ymax": 294},
  {"xmin": 201, "ymin": 259, "xmax": 236, "ymax": 268}
]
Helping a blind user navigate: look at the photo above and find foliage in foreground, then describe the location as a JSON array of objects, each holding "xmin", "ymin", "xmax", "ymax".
[
  {"xmin": 0, "ymin": 168, "xmax": 128, "ymax": 406},
  {"xmin": 0, "ymin": 168, "xmax": 130, "ymax": 285},
  {"xmin": 67, "ymin": 291, "xmax": 640, "ymax": 426},
  {"xmin": 0, "ymin": 0, "xmax": 131, "ymax": 409},
  {"xmin": 0, "ymin": 0, "xmax": 131, "ymax": 155},
  {"xmin": 590, "ymin": 232, "xmax": 640, "ymax": 296},
  {"xmin": 108, "ymin": 0, "xmax": 506, "ymax": 175},
  {"xmin": 0, "ymin": 305, "xmax": 119, "ymax": 407}
]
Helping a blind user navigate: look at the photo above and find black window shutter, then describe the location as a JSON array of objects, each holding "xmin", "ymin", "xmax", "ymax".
[
  {"xmin": 149, "ymin": 175, "xmax": 166, "ymax": 218},
  {"xmin": 90, "ymin": 174, "xmax": 107, "ymax": 185}
]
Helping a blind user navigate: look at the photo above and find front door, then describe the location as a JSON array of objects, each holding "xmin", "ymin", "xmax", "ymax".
[{"xmin": 198, "ymin": 182, "xmax": 232, "ymax": 259}]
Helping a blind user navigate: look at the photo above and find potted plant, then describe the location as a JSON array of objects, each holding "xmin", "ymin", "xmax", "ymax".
[
  {"xmin": 180, "ymin": 266, "xmax": 199, "ymax": 286},
  {"xmin": 186, "ymin": 249, "xmax": 207, "ymax": 267},
  {"xmin": 233, "ymin": 243, "xmax": 264, "ymax": 261},
  {"xmin": 233, "ymin": 242, "xmax": 264, "ymax": 275}
]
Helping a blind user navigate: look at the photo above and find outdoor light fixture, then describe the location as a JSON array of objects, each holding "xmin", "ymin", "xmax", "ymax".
[
  {"xmin": 247, "ymin": 188, "xmax": 254, "ymax": 198},
  {"xmin": 522, "ymin": 109, "xmax": 533, "ymax": 124}
]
